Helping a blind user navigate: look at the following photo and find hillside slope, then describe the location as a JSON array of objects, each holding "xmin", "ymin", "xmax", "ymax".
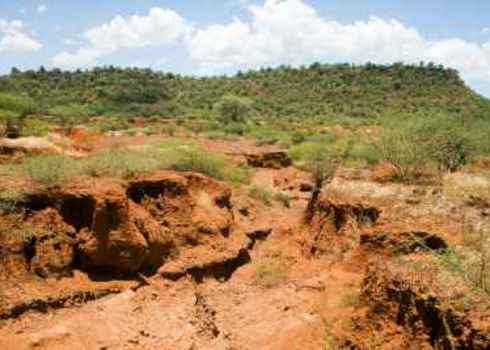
[{"xmin": 1, "ymin": 63, "xmax": 489, "ymax": 125}]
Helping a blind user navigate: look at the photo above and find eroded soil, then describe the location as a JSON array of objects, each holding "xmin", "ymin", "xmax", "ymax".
[{"xmin": 1, "ymin": 134, "xmax": 489, "ymax": 349}]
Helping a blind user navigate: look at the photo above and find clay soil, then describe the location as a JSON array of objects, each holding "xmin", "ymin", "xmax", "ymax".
[{"xmin": 0, "ymin": 133, "xmax": 489, "ymax": 350}]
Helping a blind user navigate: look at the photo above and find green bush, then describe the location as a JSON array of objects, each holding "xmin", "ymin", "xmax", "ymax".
[
  {"xmin": 169, "ymin": 147, "xmax": 249, "ymax": 183},
  {"xmin": 0, "ymin": 188, "xmax": 23, "ymax": 214},
  {"xmin": 378, "ymin": 115, "xmax": 476, "ymax": 179},
  {"xmin": 377, "ymin": 128, "xmax": 428, "ymax": 181},
  {"xmin": 49, "ymin": 104, "xmax": 89, "ymax": 128},
  {"xmin": 92, "ymin": 116, "xmax": 131, "ymax": 132},
  {"xmin": 414, "ymin": 116, "xmax": 473, "ymax": 172},
  {"xmin": 23, "ymin": 155, "xmax": 80, "ymax": 186},
  {"xmin": 0, "ymin": 93, "xmax": 36, "ymax": 138},
  {"xmin": 214, "ymin": 94, "xmax": 251, "ymax": 124},
  {"xmin": 347, "ymin": 140, "xmax": 381, "ymax": 165},
  {"xmin": 81, "ymin": 149, "xmax": 159, "ymax": 178},
  {"xmin": 21, "ymin": 118, "xmax": 52, "ymax": 137}
]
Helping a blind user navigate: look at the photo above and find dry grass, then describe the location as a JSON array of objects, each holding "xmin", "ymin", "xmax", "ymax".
[
  {"xmin": 254, "ymin": 254, "xmax": 288, "ymax": 288},
  {"xmin": 443, "ymin": 172, "xmax": 490, "ymax": 203}
]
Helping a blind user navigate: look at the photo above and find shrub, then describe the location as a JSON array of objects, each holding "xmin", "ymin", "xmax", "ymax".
[
  {"xmin": 23, "ymin": 155, "xmax": 80, "ymax": 186},
  {"xmin": 81, "ymin": 149, "xmax": 159, "ymax": 178},
  {"xmin": 290, "ymin": 141, "xmax": 337, "ymax": 188},
  {"xmin": 49, "ymin": 104, "xmax": 89, "ymax": 129},
  {"xmin": 418, "ymin": 117, "xmax": 473, "ymax": 172},
  {"xmin": 248, "ymin": 185, "xmax": 273, "ymax": 206},
  {"xmin": 21, "ymin": 118, "xmax": 52, "ymax": 137},
  {"xmin": 0, "ymin": 188, "xmax": 23, "ymax": 214},
  {"xmin": 214, "ymin": 95, "xmax": 251, "ymax": 124},
  {"xmin": 170, "ymin": 148, "xmax": 248, "ymax": 183},
  {"xmin": 378, "ymin": 115, "xmax": 476, "ymax": 180},
  {"xmin": 92, "ymin": 116, "xmax": 131, "ymax": 132},
  {"xmin": 0, "ymin": 93, "xmax": 36, "ymax": 138},
  {"xmin": 377, "ymin": 128, "xmax": 428, "ymax": 181},
  {"xmin": 347, "ymin": 140, "xmax": 380, "ymax": 165}
]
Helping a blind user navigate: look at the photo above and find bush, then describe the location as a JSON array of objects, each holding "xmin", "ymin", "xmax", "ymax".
[
  {"xmin": 49, "ymin": 104, "xmax": 89, "ymax": 129},
  {"xmin": 214, "ymin": 95, "xmax": 251, "ymax": 124},
  {"xmin": 289, "ymin": 141, "xmax": 336, "ymax": 188},
  {"xmin": 169, "ymin": 147, "xmax": 248, "ymax": 183},
  {"xmin": 92, "ymin": 116, "xmax": 131, "ymax": 132},
  {"xmin": 378, "ymin": 115, "xmax": 475, "ymax": 180},
  {"xmin": 377, "ymin": 128, "xmax": 428, "ymax": 181},
  {"xmin": 0, "ymin": 93, "xmax": 36, "ymax": 138},
  {"xmin": 0, "ymin": 188, "xmax": 23, "ymax": 214},
  {"xmin": 23, "ymin": 155, "xmax": 80, "ymax": 186},
  {"xmin": 348, "ymin": 141, "xmax": 380, "ymax": 165},
  {"xmin": 81, "ymin": 149, "xmax": 159, "ymax": 178},
  {"xmin": 21, "ymin": 118, "xmax": 52, "ymax": 137},
  {"xmin": 416, "ymin": 116, "xmax": 473, "ymax": 172}
]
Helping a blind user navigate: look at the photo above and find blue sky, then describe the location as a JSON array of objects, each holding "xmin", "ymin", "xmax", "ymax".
[{"xmin": 1, "ymin": 0, "xmax": 489, "ymax": 96}]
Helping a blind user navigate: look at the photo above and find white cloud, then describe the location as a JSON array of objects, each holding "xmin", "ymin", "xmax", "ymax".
[
  {"xmin": 51, "ymin": 0, "xmax": 490, "ymax": 96},
  {"xmin": 188, "ymin": 0, "xmax": 490, "ymax": 92},
  {"xmin": 52, "ymin": 7, "xmax": 192, "ymax": 68},
  {"xmin": 52, "ymin": 48, "xmax": 101, "ymax": 69},
  {"xmin": 37, "ymin": 4, "xmax": 47, "ymax": 14},
  {"xmin": 0, "ymin": 19, "xmax": 42, "ymax": 53}
]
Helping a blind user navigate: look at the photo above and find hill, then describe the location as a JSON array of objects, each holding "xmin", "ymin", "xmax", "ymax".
[{"xmin": 1, "ymin": 63, "xmax": 489, "ymax": 128}]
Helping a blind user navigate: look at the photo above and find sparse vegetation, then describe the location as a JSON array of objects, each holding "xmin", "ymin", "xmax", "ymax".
[
  {"xmin": 7, "ymin": 141, "xmax": 249, "ymax": 185},
  {"xmin": 22, "ymin": 154, "xmax": 81, "ymax": 187},
  {"xmin": 248, "ymin": 185, "xmax": 274, "ymax": 206},
  {"xmin": 254, "ymin": 257, "xmax": 287, "ymax": 288},
  {"xmin": 0, "ymin": 188, "xmax": 23, "ymax": 214}
]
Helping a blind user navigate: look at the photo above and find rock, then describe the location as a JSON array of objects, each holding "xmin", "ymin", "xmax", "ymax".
[
  {"xmin": 245, "ymin": 151, "xmax": 292, "ymax": 169},
  {"xmin": 0, "ymin": 137, "xmax": 61, "ymax": 156}
]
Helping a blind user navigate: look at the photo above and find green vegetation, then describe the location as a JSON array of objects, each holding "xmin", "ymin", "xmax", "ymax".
[
  {"xmin": 0, "ymin": 188, "xmax": 24, "ymax": 214},
  {"xmin": 6, "ymin": 141, "xmax": 249, "ymax": 186},
  {"xmin": 1, "ymin": 63, "xmax": 488, "ymax": 128},
  {"xmin": 214, "ymin": 94, "xmax": 251, "ymax": 124},
  {"xmin": 248, "ymin": 185, "xmax": 274, "ymax": 206},
  {"xmin": 22, "ymin": 154, "xmax": 81, "ymax": 187},
  {"xmin": 0, "ymin": 62, "xmax": 489, "ymax": 180},
  {"xmin": 0, "ymin": 92, "xmax": 36, "ymax": 137},
  {"xmin": 377, "ymin": 114, "xmax": 487, "ymax": 180}
]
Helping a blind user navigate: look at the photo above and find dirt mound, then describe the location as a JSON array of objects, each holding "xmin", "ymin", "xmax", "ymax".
[
  {"xmin": 304, "ymin": 192, "xmax": 380, "ymax": 255},
  {"xmin": 1, "ymin": 171, "xmax": 242, "ymax": 278},
  {"xmin": 273, "ymin": 166, "xmax": 313, "ymax": 193},
  {"xmin": 346, "ymin": 255, "xmax": 490, "ymax": 349}
]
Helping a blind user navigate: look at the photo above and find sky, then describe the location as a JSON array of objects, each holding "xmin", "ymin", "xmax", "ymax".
[{"xmin": 0, "ymin": 0, "xmax": 489, "ymax": 97}]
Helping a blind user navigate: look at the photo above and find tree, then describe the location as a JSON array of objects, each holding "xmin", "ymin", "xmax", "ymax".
[
  {"xmin": 0, "ymin": 93, "xmax": 36, "ymax": 138},
  {"xmin": 214, "ymin": 95, "xmax": 251, "ymax": 124}
]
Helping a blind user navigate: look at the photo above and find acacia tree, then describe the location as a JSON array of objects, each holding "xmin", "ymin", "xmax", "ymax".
[
  {"xmin": 214, "ymin": 95, "xmax": 251, "ymax": 124},
  {"xmin": 0, "ymin": 93, "xmax": 35, "ymax": 138}
]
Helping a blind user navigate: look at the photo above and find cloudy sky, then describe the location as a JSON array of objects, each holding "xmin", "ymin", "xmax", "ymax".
[{"xmin": 1, "ymin": 0, "xmax": 489, "ymax": 96}]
